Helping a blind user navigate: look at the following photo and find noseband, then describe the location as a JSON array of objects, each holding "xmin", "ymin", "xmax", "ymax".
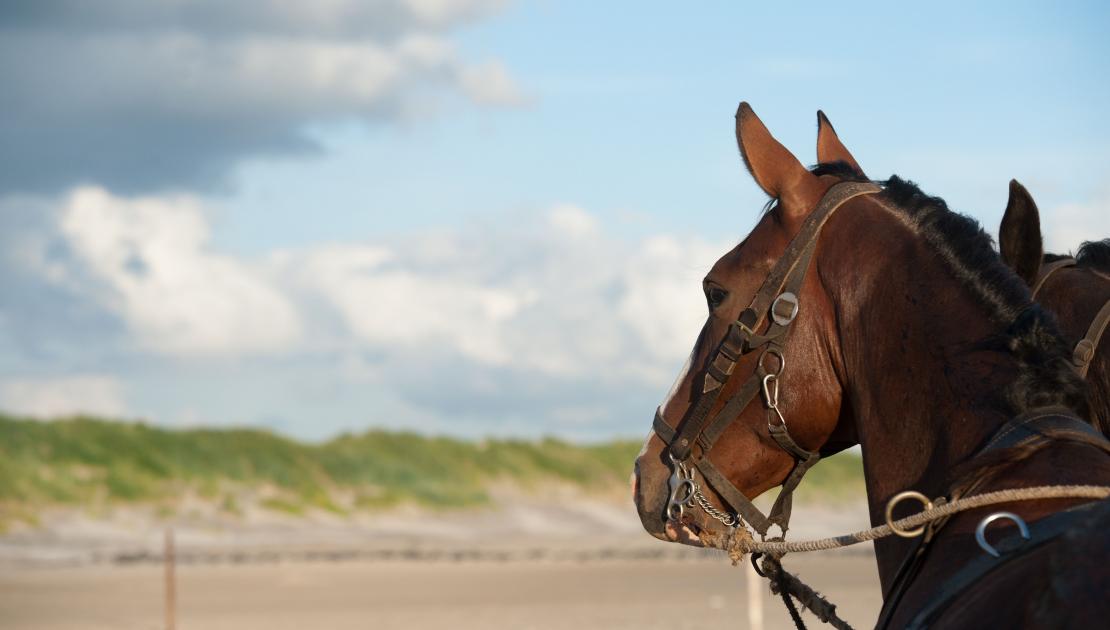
[{"xmin": 653, "ymin": 181, "xmax": 882, "ymax": 537}]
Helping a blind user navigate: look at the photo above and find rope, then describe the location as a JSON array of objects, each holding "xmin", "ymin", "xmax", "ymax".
[
  {"xmin": 758, "ymin": 554, "xmax": 854, "ymax": 630},
  {"xmin": 716, "ymin": 484, "xmax": 1109, "ymax": 557},
  {"xmin": 781, "ymin": 589, "xmax": 806, "ymax": 630},
  {"xmin": 720, "ymin": 485, "xmax": 1107, "ymax": 630}
]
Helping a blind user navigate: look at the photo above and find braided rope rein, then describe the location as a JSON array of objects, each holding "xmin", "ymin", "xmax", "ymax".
[{"xmin": 713, "ymin": 484, "xmax": 1109, "ymax": 557}]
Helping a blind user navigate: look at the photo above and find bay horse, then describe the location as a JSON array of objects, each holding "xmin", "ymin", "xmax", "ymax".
[
  {"xmin": 632, "ymin": 104, "xmax": 1110, "ymax": 628},
  {"xmin": 998, "ymin": 182, "xmax": 1110, "ymax": 435}
]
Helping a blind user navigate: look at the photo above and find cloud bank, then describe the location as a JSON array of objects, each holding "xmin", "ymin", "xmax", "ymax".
[
  {"xmin": 0, "ymin": 0, "xmax": 521, "ymax": 194},
  {"xmin": 1, "ymin": 188, "xmax": 725, "ymax": 438}
]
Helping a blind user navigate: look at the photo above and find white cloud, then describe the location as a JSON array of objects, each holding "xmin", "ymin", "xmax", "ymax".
[
  {"xmin": 12, "ymin": 189, "xmax": 726, "ymax": 434},
  {"xmin": 287, "ymin": 243, "xmax": 528, "ymax": 365},
  {"xmin": 54, "ymin": 187, "xmax": 301, "ymax": 357},
  {"xmin": 38, "ymin": 188, "xmax": 721, "ymax": 383},
  {"xmin": 1043, "ymin": 193, "xmax": 1110, "ymax": 254},
  {"xmin": 459, "ymin": 59, "xmax": 529, "ymax": 106},
  {"xmin": 24, "ymin": 188, "xmax": 721, "ymax": 383},
  {"xmin": 276, "ymin": 205, "xmax": 722, "ymax": 386},
  {"xmin": 548, "ymin": 203, "xmax": 599, "ymax": 238},
  {"xmin": 1, "ymin": 375, "xmax": 128, "ymax": 419}
]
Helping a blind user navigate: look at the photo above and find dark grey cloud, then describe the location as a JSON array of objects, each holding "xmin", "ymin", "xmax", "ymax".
[
  {"xmin": 0, "ymin": 0, "xmax": 517, "ymax": 195},
  {"xmin": 1, "ymin": 1, "xmax": 507, "ymax": 40}
]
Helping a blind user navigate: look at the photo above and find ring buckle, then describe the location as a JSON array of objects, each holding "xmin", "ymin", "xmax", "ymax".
[
  {"xmin": 758, "ymin": 347, "xmax": 785, "ymax": 377},
  {"xmin": 884, "ymin": 491, "xmax": 934, "ymax": 538}
]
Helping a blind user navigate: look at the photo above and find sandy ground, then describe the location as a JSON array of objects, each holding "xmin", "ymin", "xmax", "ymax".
[
  {"xmin": 1, "ymin": 491, "xmax": 882, "ymax": 628},
  {"xmin": 0, "ymin": 551, "xmax": 881, "ymax": 630}
]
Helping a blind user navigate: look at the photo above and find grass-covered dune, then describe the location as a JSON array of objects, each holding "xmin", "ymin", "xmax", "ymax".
[{"xmin": 0, "ymin": 414, "xmax": 864, "ymax": 526}]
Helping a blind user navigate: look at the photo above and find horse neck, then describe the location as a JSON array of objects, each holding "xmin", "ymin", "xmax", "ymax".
[{"xmin": 817, "ymin": 198, "xmax": 1021, "ymax": 586}]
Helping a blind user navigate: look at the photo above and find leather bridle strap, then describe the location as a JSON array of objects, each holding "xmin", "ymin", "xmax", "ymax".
[
  {"xmin": 1030, "ymin": 257, "xmax": 1108, "ymax": 378},
  {"xmin": 1030, "ymin": 258, "xmax": 1075, "ymax": 298},
  {"xmin": 1074, "ymin": 299, "xmax": 1110, "ymax": 378},
  {"xmin": 654, "ymin": 181, "xmax": 881, "ymax": 535}
]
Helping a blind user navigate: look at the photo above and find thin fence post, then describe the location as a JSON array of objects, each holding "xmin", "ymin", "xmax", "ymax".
[
  {"xmin": 165, "ymin": 527, "xmax": 176, "ymax": 630},
  {"xmin": 746, "ymin": 557, "xmax": 763, "ymax": 630}
]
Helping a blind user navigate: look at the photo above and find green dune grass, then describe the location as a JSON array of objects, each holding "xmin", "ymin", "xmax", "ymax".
[{"xmin": 0, "ymin": 414, "xmax": 863, "ymax": 527}]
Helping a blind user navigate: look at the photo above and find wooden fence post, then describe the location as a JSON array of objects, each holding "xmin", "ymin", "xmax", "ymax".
[{"xmin": 165, "ymin": 527, "xmax": 176, "ymax": 630}]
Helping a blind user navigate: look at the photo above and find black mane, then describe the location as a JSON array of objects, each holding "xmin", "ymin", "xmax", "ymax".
[
  {"xmin": 1045, "ymin": 239, "xmax": 1110, "ymax": 272},
  {"xmin": 1076, "ymin": 239, "xmax": 1110, "ymax": 273},
  {"xmin": 813, "ymin": 166, "xmax": 1089, "ymax": 418}
]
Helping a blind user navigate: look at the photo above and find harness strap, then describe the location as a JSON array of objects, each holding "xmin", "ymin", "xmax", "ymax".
[
  {"xmin": 766, "ymin": 435, "xmax": 821, "ymax": 529},
  {"xmin": 697, "ymin": 376, "xmax": 764, "ymax": 452},
  {"xmin": 980, "ymin": 405, "xmax": 1105, "ymax": 452},
  {"xmin": 1074, "ymin": 298, "xmax": 1110, "ymax": 378},
  {"xmin": 652, "ymin": 408, "xmax": 675, "ymax": 443},
  {"xmin": 1029, "ymin": 257, "xmax": 1108, "ymax": 379},
  {"xmin": 696, "ymin": 455, "xmax": 776, "ymax": 533},
  {"xmin": 904, "ymin": 498, "xmax": 1110, "ymax": 630},
  {"xmin": 1030, "ymin": 257, "xmax": 1076, "ymax": 298},
  {"xmin": 875, "ymin": 407, "xmax": 1110, "ymax": 629}
]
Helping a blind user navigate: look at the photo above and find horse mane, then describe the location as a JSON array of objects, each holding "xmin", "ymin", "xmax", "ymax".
[
  {"xmin": 1076, "ymin": 239, "xmax": 1110, "ymax": 273},
  {"xmin": 813, "ymin": 166, "xmax": 1089, "ymax": 418},
  {"xmin": 1044, "ymin": 239, "xmax": 1110, "ymax": 273}
]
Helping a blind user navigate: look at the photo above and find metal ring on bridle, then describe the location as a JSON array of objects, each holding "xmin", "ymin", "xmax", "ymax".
[
  {"xmin": 885, "ymin": 491, "xmax": 934, "ymax": 538},
  {"xmin": 974, "ymin": 511, "xmax": 1030, "ymax": 558},
  {"xmin": 758, "ymin": 346, "xmax": 785, "ymax": 377}
]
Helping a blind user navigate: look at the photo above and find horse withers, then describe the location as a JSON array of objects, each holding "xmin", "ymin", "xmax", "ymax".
[{"xmin": 632, "ymin": 104, "xmax": 1110, "ymax": 628}]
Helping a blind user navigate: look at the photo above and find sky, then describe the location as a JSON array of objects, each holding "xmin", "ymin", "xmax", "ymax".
[{"xmin": 2, "ymin": 1, "xmax": 1109, "ymax": 441}]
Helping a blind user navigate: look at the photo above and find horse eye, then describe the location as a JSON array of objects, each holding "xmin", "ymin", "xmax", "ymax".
[{"xmin": 705, "ymin": 287, "xmax": 728, "ymax": 309}]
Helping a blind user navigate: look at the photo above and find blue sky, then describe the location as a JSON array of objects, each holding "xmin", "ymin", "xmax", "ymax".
[{"xmin": 2, "ymin": 1, "xmax": 1108, "ymax": 440}]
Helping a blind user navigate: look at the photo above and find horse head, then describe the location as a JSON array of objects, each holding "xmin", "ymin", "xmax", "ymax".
[{"xmin": 633, "ymin": 104, "xmax": 863, "ymax": 545}]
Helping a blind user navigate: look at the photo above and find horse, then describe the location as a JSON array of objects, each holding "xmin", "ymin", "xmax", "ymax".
[
  {"xmin": 632, "ymin": 103, "xmax": 1110, "ymax": 628},
  {"xmin": 998, "ymin": 182, "xmax": 1110, "ymax": 435}
]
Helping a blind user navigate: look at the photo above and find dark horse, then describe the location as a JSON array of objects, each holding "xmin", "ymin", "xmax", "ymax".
[
  {"xmin": 998, "ymin": 182, "xmax": 1110, "ymax": 435},
  {"xmin": 632, "ymin": 104, "xmax": 1110, "ymax": 628}
]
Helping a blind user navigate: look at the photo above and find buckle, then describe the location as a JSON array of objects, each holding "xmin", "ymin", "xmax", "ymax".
[{"xmin": 771, "ymin": 292, "xmax": 799, "ymax": 326}]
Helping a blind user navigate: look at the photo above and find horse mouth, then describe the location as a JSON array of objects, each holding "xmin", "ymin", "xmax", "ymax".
[{"xmin": 664, "ymin": 517, "xmax": 707, "ymax": 547}]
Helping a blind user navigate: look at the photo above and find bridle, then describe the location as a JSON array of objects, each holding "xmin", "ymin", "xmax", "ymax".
[
  {"xmin": 652, "ymin": 181, "xmax": 882, "ymax": 537},
  {"xmin": 1031, "ymin": 258, "xmax": 1110, "ymax": 379}
]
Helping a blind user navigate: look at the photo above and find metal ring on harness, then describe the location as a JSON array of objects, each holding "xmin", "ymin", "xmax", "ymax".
[
  {"xmin": 974, "ymin": 511, "xmax": 1030, "ymax": 558},
  {"xmin": 758, "ymin": 346, "xmax": 786, "ymax": 377},
  {"xmin": 885, "ymin": 491, "xmax": 934, "ymax": 538}
]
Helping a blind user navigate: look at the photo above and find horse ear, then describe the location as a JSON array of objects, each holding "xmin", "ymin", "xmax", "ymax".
[
  {"xmin": 735, "ymin": 102, "xmax": 824, "ymax": 224},
  {"xmin": 816, "ymin": 111, "xmax": 865, "ymax": 176},
  {"xmin": 999, "ymin": 179, "xmax": 1044, "ymax": 287}
]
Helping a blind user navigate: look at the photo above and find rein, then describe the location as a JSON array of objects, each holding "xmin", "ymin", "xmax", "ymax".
[
  {"xmin": 652, "ymin": 181, "xmax": 882, "ymax": 536},
  {"xmin": 1031, "ymin": 258, "xmax": 1110, "ymax": 378}
]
